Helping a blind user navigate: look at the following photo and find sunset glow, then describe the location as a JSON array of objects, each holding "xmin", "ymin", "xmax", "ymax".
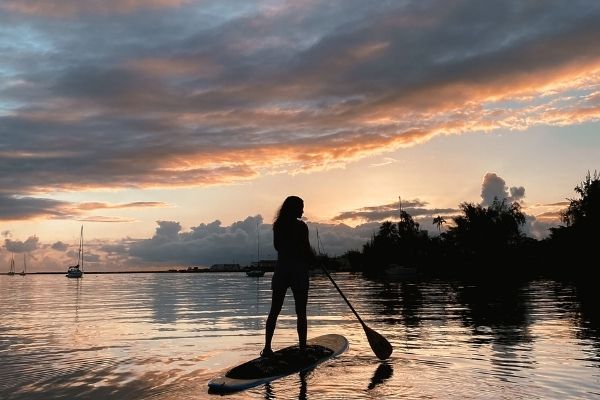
[{"xmin": 1, "ymin": 0, "xmax": 598, "ymax": 270}]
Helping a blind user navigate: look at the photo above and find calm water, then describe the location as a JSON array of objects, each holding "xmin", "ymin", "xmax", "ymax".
[{"xmin": 1, "ymin": 272, "xmax": 599, "ymax": 399}]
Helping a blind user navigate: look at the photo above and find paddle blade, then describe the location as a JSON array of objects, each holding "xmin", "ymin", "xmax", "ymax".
[{"xmin": 363, "ymin": 325, "xmax": 393, "ymax": 360}]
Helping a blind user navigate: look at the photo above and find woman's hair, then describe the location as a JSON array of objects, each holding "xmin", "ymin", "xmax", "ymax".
[{"xmin": 274, "ymin": 196, "xmax": 303, "ymax": 228}]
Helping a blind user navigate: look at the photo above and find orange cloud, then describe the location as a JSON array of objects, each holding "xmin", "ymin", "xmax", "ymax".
[
  {"xmin": 3, "ymin": 2, "xmax": 600, "ymax": 195},
  {"xmin": 77, "ymin": 216, "xmax": 136, "ymax": 223},
  {"xmin": 77, "ymin": 201, "xmax": 169, "ymax": 211}
]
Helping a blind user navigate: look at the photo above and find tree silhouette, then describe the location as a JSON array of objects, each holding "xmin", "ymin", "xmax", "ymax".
[
  {"xmin": 548, "ymin": 170, "xmax": 600, "ymax": 271},
  {"xmin": 398, "ymin": 210, "xmax": 420, "ymax": 237},
  {"xmin": 445, "ymin": 198, "xmax": 526, "ymax": 268},
  {"xmin": 561, "ymin": 170, "xmax": 600, "ymax": 228},
  {"xmin": 346, "ymin": 172, "xmax": 597, "ymax": 278},
  {"xmin": 433, "ymin": 215, "xmax": 446, "ymax": 232}
]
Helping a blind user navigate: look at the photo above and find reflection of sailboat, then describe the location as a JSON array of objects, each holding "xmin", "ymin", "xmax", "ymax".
[
  {"xmin": 7, "ymin": 253, "xmax": 15, "ymax": 276},
  {"xmin": 19, "ymin": 254, "xmax": 26, "ymax": 276},
  {"xmin": 66, "ymin": 226, "xmax": 84, "ymax": 278}
]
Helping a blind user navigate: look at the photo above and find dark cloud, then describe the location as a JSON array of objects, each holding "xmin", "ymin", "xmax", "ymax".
[
  {"xmin": 4, "ymin": 236, "xmax": 39, "ymax": 253},
  {"xmin": 0, "ymin": 194, "xmax": 167, "ymax": 221},
  {"xmin": 99, "ymin": 243, "xmax": 129, "ymax": 255},
  {"xmin": 126, "ymin": 216, "xmax": 379, "ymax": 266},
  {"xmin": 333, "ymin": 199, "xmax": 458, "ymax": 222},
  {"xmin": 51, "ymin": 241, "xmax": 69, "ymax": 251},
  {"xmin": 1, "ymin": 1, "xmax": 599, "ymax": 198},
  {"xmin": 0, "ymin": 195, "xmax": 72, "ymax": 220},
  {"xmin": 308, "ymin": 221, "xmax": 380, "ymax": 256},
  {"xmin": 129, "ymin": 217, "xmax": 264, "ymax": 265}
]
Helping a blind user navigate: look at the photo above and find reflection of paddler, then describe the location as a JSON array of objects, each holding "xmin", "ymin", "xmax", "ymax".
[{"xmin": 262, "ymin": 196, "xmax": 316, "ymax": 357}]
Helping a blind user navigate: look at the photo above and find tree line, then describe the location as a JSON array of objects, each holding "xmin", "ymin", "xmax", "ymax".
[{"xmin": 322, "ymin": 171, "xmax": 599, "ymax": 279}]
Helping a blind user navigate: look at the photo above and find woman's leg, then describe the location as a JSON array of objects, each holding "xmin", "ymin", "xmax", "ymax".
[
  {"xmin": 264, "ymin": 286, "xmax": 286, "ymax": 353},
  {"xmin": 291, "ymin": 277, "xmax": 309, "ymax": 350}
]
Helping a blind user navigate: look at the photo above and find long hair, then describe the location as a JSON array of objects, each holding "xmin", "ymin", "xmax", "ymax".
[{"xmin": 273, "ymin": 196, "xmax": 303, "ymax": 229}]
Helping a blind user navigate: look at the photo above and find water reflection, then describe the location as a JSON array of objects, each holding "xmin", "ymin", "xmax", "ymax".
[
  {"xmin": 453, "ymin": 281, "xmax": 533, "ymax": 346},
  {"xmin": 377, "ymin": 281, "xmax": 424, "ymax": 328},
  {"xmin": 367, "ymin": 362, "xmax": 393, "ymax": 390},
  {"xmin": 1, "ymin": 273, "xmax": 600, "ymax": 399},
  {"xmin": 263, "ymin": 370, "xmax": 308, "ymax": 400}
]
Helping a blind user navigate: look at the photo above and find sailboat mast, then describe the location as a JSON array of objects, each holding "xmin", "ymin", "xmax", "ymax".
[
  {"xmin": 80, "ymin": 225, "xmax": 84, "ymax": 272},
  {"xmin": 257, "ymin": 222, "xmax": 260, "ymax": 269}
]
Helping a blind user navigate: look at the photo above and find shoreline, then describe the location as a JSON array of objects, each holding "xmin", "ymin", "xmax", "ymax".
[{"xmin": 13, "ymin": 270, "xmax": 254, "ymax": 275}]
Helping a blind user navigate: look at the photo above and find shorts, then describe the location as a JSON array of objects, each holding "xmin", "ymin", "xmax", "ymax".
[{"xmin": 271, "ymin": 259, "xmax": 309, "ymax": 294}]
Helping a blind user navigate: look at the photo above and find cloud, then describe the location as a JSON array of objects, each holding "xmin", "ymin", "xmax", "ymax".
[
  {"xmin": 1, "ymin": 1, "xmax": 599, "ymax": 198},
  {"xmin": 1, "ymin": 199, "xmax": 568, "ymax": 271},
  {"xmin": 129, "ymin": 217, "xmax": 264, "ymax": 265},
  {"xmin": 0, "ymin": 195, "xmax": 168, "ymax": 221},
  {"xmin": 477, "ymin": 172, "xmax": 564, "ymax": 238},
  {"xmin": 0, "ymin": 195, "xmax": 73, "ymax": 221},
  {"xmin": 369, "ymin": 157, "xmax": 397, "ymax": 168},
  {"xmin": 481, "ymin": 173, "xmax": 526, "ymax": 206},
  {"xmin": 126, "ymin": 216, "xmax": 381, "ymax": 266},
  {"xmin": 51, "ymin": 241, "xmax": 69, "ymax": 251},
  {"xmin": 4, "ymin": 236, "xmax": 39, "ymax": 253},
  {"xmin": 332, "ymin": 173, "xmax": 564, "ymax": 238},
  {"xmin": 77, "ymin": 216, "xmax": 137, "ymax": 223},
  {"xmin": 99, "ymin": 243, "xmax": 129, "ymax": 255},
  {"xmin": 308, "ymin": 221, "xmax": 380, "ymax": 255},
  {"xmin": 333, "ymin": 199, "xmax": 458, "ymax": 222},
  {"xmin": 522, "ymin": 215, "xmax": 561, "ymax": 240},
  {"xmin": 0, "ymin": 0, "xmax": 188, "ymax": 17}
]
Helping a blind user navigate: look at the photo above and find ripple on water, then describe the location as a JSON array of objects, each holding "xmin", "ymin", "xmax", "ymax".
[{"xmin": 1, "ymin": 274, "xmax": 600, "ymax": 399}]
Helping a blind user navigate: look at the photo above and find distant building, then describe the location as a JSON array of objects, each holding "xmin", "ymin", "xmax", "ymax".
[{"xmin": 210, "ymin": 263, "xmax": 243, "ymax": 271}]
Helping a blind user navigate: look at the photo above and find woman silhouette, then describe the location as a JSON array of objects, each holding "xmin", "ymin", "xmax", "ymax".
[{"xmin": 262, "ymin": 196, "xmax": 316, "ymax": 357}]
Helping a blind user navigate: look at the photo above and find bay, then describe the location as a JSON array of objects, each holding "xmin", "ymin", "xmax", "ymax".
[{"xmin": 1, "ymin": 272, "xmax": 599, "ymax": 399}]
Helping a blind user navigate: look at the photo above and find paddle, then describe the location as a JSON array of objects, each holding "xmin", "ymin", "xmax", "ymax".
[{"xmin": 316, "ymin": 229, "xmax": 393, "ymax": 360}]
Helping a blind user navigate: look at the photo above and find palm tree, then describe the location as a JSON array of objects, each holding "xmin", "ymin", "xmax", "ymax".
[
  {"xmin": 433, "ymin": 215, "xmax": 446, "ymax": 232},
  {"xmin": 561, "ymin": 170, "xmax": 599, "ymax": 227}
]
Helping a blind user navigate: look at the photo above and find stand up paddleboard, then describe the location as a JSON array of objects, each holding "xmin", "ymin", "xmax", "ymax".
[{"xmin": 208, "ymin": 334, "xmax": 348, "ymax": 393}]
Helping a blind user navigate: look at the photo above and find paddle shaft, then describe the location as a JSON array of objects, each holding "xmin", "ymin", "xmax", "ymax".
[
  {"xmin": 315, "ymin": 228, "xmax": 393, "ymax": 360},
  {"xmin": 319, "ymin": 264, "xmax": 367, "ymax": 329},
  {"xmin": 315, "ymin": 228, "xmax": 367, "ymax": 328}
]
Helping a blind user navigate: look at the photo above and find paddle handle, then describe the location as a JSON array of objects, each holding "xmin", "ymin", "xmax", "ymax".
[{"xmin": 319, "ymin": 265, "xmax": 367, "ymax": 328}]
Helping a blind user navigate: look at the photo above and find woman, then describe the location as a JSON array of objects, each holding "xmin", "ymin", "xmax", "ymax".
[{"xmin": 262, "ymin": 195, "xmax": 316, "ymax": 357}]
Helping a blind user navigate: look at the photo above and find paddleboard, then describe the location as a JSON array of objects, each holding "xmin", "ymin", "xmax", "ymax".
[{"xmin": 207, "ymin": 334, "xmax": 348, "ymax": 393}]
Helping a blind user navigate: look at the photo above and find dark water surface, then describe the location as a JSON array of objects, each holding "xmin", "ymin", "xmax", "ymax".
[{"xmin": 1, "ymin": 273, "xmax": 599, "ymax": 399}]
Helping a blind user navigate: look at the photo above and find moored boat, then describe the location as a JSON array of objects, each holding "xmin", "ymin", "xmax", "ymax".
[
  {"xmin": 7, "ymin": 253, "xmax": 15, "ymax": 276},
  {"xmin": 246, "ymin": 269, "xmax": 265, "ymax": 277},
  {"xmin": 66, "ymin": 226, "xmax": 84, "ymax": 278}
]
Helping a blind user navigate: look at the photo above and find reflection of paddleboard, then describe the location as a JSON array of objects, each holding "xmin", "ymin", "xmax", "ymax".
[{"xmin": 208, "ymin": 334, "xmax": 348, "ymax": 393}]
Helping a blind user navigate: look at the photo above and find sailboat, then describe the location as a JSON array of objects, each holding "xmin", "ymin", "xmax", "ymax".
[
  {"xmin": 7, "ymin": 253, "xmax": 15, "ymax": 276},
  {"xmin": 19, "ymin": 254, "xmax": 26, "ymax": 276},
  {"xmin": 66, "ymin": 226, "xmax": 84, "ymax": 278}
]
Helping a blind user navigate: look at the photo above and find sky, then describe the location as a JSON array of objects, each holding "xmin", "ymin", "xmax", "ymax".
[{"xmin": 1, "ymin": 0, "xmax": 599, "ymax": 271}]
